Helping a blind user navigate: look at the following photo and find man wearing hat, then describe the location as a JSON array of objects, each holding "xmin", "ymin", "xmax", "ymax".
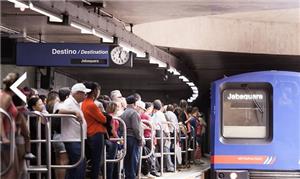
[
  {"xmin": 58, "ymin": 83, "xmax": 90, "ymax": 179},
  {"xmin": 121, "ymin": 95, "xmax": 143, "ymax": 179}
]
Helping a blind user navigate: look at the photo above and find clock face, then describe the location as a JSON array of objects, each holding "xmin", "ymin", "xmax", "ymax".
[{"xmin": 110, "ymin": 46, "xmax": 130, "ymax": 65}]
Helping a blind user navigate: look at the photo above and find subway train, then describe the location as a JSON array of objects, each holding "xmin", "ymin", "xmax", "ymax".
[{"xmin": 210, "ymin": 71, "xmax": 300, "ymax": 179}]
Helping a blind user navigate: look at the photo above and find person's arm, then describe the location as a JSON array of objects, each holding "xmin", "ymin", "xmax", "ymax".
[
  {"xmin": 83, "ymin": 102, "xmax": 106, "ymax": 124},
  {"xmin": 131, "ymin": 112, "xmax": 143, "ymax": 143},
  {"xmin": 57, "ymin": 108, "xmax": 82, "ymax": 122}
]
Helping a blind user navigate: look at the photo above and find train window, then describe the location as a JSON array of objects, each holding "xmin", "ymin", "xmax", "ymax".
[{"xmin": 221, "ymin": 83, "xmax": 272, "ymax": 139}]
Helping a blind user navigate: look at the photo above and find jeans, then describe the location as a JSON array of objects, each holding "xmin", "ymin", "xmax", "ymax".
[
  {"xmin": 124, "ymin": 136, "xmax": 140, "ymax": 179},
  {"xmin": 87, "ymin": 133, "xmax": 105, "ymax": 179},
  {"xmin": 106, "ymin": 140, "xmax": 118, "ymax": 179},
  {"xmin": 64, "ymin": 142, "xmax": 86, "ymax": 179}
]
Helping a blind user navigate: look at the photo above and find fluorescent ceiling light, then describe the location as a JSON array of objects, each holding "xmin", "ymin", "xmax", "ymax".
[
  {"xmin": 8, "ymin": 0, "xmax": 29, "ymax": 11},
  {"xmin": 179, "ymin": 75, "xmax": 189, "ymax": 82},
  {"xmin": 29, "ymin": 2, "xmax": 62, "ymax": 22},
  {"xmin": 70, "ymin": 22, "xmax": 92, "ymax": 34},
  {"xmin": 92, "ymin": 28, "xmax": 113, "ymax": 43},
  {"xmin": 191, "ymin": 86, "xmax": 198, "ymax": 91},
  {"xmin": 187, "ymin": 82, "xmax": 195, "ymax": 87},
  {"xmin": 167, "ymin": 67, "xmax": 180, "ymax": 76},
  {"xmin": 149, "ymin": 56, "xmax": 167, "ymax": 68},
  {"xmin": 0, "ymin": 25, "xmax": 19, "ymax": 34}
]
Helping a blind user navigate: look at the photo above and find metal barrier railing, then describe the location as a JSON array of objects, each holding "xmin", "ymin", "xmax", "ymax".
[
  {"xmin": 26, "ymin": 112, "xmax": 85, "ymax": 179},
  {"xmin": 44, "ymin": 113, "xmax": 85, "ymax": 170},
  {"xmin": 153, "ymin": 122, "xmax": 177, "ymax": 176},
  {"xmin": 179, "ymin": 123, "xmax": 189, "ymax": 167},
  {"xmin": 138, "ymin": 119, "xmax": 155, "ymax": 179},
  {"xmin": 103, "ymin": 116, "xmax": 127, "ymax": 179},
  {"xmin": 0, "ymin": 108, "xmax": 16, "ymax": 176}
]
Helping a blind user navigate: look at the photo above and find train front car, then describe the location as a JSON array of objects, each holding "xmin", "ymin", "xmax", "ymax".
[{"xmin": 210, "ymin": 71, "xmax": 300, "ymax": 179}]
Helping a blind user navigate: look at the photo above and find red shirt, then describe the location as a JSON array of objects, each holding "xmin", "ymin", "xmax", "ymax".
[
  {"xmin": 140, "ymin": 113, "xmax": 152, "ymax": 138},
  {"xmin": 81, "ymin": 98, "xmax": 106, "ymax": 137}
]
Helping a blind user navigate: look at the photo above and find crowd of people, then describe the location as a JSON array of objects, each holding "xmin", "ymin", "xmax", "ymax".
[{"xmin": 0, "ymin": 72, "xmax": 206, "ymax": 179}]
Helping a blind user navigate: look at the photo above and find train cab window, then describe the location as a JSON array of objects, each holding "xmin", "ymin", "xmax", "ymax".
[{"xmin": 221, "ymin": 83, "xmax": 272, "ymax": 140}]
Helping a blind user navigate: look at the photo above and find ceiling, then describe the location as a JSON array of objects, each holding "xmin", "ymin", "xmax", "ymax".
[{"xmin": 1, "ymin": 0, "xmax": 300, "ymax": 108}]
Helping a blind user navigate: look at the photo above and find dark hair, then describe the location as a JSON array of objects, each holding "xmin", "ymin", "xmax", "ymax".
[
  {"xmin": 133, "ymin": 93, "xmax": 141, "ymax": 101},
  {"xmin": 39, "ymin": 95, "xmax": 47, "ymax": 102},
  {"xmin": 179, "ymin": 99, "xmax": 188, "ymax": 109},
  {"xmin": 187, "ymin": 105, "xmax": 193, "ymax": 114},
  {"xmin": 27, "ymin": 97, "xmax": 40, "ymax": 111},
  {"xmin": 191, "ymin": 106, "xmax": 199, "ymax": 114},
  {"xmin": 83, "ymin": 81, "xmax": 99, "ymax": 96},
  {"xmin": 145, "ymin": 102, "xmax": 153, "ymax": 110},
  {"xmin": 153, "ymin": 100, "xmax": 162, "ymax": 110},
  {"xmin": 126, "ymin": 95, "xmax": 137, "ymax": 105},
  {"xmin": 58, "ymin": 87, "xmax": 71, "ymax": 101}
]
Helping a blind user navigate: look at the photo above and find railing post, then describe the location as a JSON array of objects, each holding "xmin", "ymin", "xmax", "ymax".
[{"xmin": 0, "ymin": 108, "xmax": 15, "ymax": 176}]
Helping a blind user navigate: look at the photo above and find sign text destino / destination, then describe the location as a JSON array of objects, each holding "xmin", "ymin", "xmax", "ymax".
[
  {"xmin": 16, "ymin": 43, "xmax": 111, "ymax": 67},
  {"xmin": 52, "ymin": 49, "xmax": 108, "ymax": 55},
  {"xmin": 227, "ymin": 93, "xmax": 264, "ymax": 100}
]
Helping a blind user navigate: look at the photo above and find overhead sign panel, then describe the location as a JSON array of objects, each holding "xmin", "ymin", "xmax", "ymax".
[{"xmin": 16, "ymin": 43, "xmax": 114, "ymax": 67}]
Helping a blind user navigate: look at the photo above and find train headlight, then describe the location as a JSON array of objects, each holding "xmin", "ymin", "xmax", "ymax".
[{"xmin": 230, "ymin": 172, "xmax": 238, "ymax": 179}]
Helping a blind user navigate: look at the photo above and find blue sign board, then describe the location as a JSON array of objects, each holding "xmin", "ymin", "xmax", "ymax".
[{"xmin": 16, "ymin": 43, "xmax": 111, "ymax": 67}]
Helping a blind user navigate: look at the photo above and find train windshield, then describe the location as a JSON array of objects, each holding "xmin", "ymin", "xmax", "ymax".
[{"xmin": 222, "ymin": 83, "xmax": 271, "ymax": 139}]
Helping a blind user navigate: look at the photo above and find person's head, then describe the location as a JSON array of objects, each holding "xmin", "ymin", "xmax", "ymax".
[
  {"xmin": 2, "ymin": 72, "xmax": 19, "ymax": 90},
  {"xmin": 191, "ymin": 106, "xmax": 199, "ymax": 116},
  {"xmin": 179, "ymin": 99, "xmax": 188, "ymax": 110},
  {"xmin": 39, "ymin": 95, "xmax": 47, "ymax": 104},
  {"xmin": 106, "ymin": 101, "xmax": 118, "ymax": 115},
  {"xmin": 133, "ymin": 93, "xmax": 141, "ymax": 101},
  {"xmin": 71, "ymin": 83, "xmax": 91, "ymax": 103},
  {"xmin": 28, "ymin": 97, "xmax": 44, "ymax": 112},
  {"xmin": 145, "ymin": 102, "xmax": 153, "ymax": 115},
  {"xmin": 136, "ymin": 100, "xmax": 146, "ymax": 114},
  {"xmin": 110, "ymin": 90, "xmax": 122, "ymax": 101},
  {"xmin": 153, "ymin": 99, "xmax": 162, "ymax": 113},
  {"xmin": 166, "ymin": 104, "xmax": 174, "ymax": 112},
  {"xmin": 83, "ymin": 81, "xmax": 100, "ymax": 99},
  {"xmin": 126, "ymin": 95, "xmax": 137, "ymax": 108},
  {"xmin": 58, "ymin": 87, "xmax": 71, "ymax": 102}
]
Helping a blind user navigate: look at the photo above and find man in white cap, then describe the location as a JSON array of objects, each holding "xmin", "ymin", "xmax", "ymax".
[{"xmin": 58, "ymin": 83, "xmax": 90, "ymax": 179}]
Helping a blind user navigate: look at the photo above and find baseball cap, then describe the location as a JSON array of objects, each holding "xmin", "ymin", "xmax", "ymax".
[
  {"xmin": 136, "ymin": 100, "xmax": 146, "ymax": 111},
  {"xmin": 71, "ymin": 83, "xmax": 91, "ymax": 93}
]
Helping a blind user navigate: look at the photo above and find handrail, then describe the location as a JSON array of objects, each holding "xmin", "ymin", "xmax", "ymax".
[
  {"xmin": 141, "ymin": 120, "xmax": 155, "ymax": 158},
  {"xmin": 25, "ymin": 111, "xmax": 50, "ymax": 179},
  {"xmin": 138, "ymin": 119, "xmax": 155, "ymax": 179},
  {"xmin": 178, "ymin": 123, "xmax": 189, "ymax": 167},
  {"xmin": 43, "ymin": 113, "xmax": 85, "ymax": 169},
  {"xmin": 104, "ymin": 117, "xmax": 127, "ymax": 179},
  {"xmin": 0, "ymin": 108, "xmax": 15, "ymax": 176},
  {"xmin": 161, "ymin": 121, "xmax": 177, "ymax": 172}
]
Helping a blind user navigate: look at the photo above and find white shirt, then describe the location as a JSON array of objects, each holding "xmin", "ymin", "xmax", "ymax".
[
  {"xmin": 152, "ymin": 110, "xmax": 170, "ymax": 133},
  {"xmin": 60, "ymin": 95, "xmax": 87, "ymax": 140},
  {"xmin": 165, "ymin": 111, "xmax": 179, "ymax": 132}
]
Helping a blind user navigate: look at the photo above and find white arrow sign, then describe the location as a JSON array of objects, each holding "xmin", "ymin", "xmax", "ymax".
[{"xmin": 10, "ymin": 72, "xmax": 27, "ymax": 103}]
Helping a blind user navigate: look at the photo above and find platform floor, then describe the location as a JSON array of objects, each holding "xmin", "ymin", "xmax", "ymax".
[{"xmin": 141, "ymin": 158, "xmax": 210, "ymax": 179}]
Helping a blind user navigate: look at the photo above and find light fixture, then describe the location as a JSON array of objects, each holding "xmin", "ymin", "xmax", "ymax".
[
  {"xmin": 149, "ymin": 56, "xmax": 167, "ymax": 68},
  {"xmin": 29, "ymin": 2, "xmax": 62, "ymax": 22},
  {"xmin": 8, "ymin": 0, "xmax": 29, "ymax": 11},
  {"xmin": 119, "ymin": 41, "xmax": 146, "ymax": 57},
  {"xmin": 0, "ymin": 25, "xmax": 19, "ymax": 34},
  {"xmin": 187, "ymin": 82, "xmax": 195, "ymax": 87},
  {"xmin": 167, "ymin": 66, "xmax": 180, "ymax": 75},
  {"xmin": 70, "ymin": 22, "xmax": 92, "ymax": 34},
  {"xmin": 92, "ymin": 28, "xmax": 114, "ymax": 43},
  {"xmin": 179, "ymin": 75, "xmax": 189, "ymax": 82}
]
